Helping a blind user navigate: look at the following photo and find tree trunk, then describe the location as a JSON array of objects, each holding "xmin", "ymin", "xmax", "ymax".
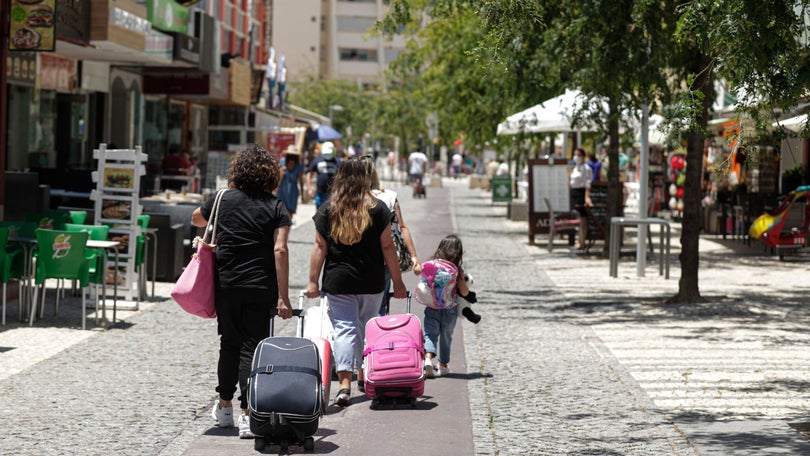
[{"xmin": 668, "ymin": 52, "xmax": 713, "ymax": 304}]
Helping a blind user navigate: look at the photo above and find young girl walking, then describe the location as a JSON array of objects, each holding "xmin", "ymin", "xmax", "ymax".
[{"xmin": 421, "ymin": 234, "xmax": 478, "ymax": 378}]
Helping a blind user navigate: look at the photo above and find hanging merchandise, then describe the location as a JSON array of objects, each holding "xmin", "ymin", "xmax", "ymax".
[{"xmin": 669, "ymin": 153, "xmax": 687, "ymax": 220}]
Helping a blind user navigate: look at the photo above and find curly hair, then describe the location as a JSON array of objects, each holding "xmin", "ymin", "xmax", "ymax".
[
  {"xmin": 431, "ymin": 234, "xmax": 463, "ymax": 268},
  {"xmin": 328, "ymin": 157, "xmax": 377, "ymax": 245},
  {"xmin": 228, "ymin": 143, "xmax": 281, "ymax": 197}
]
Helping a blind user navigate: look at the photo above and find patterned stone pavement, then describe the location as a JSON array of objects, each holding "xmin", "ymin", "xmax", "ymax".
[{"xmin": 2, "ymin": 177, "xmax": 810, "ymax": 455}]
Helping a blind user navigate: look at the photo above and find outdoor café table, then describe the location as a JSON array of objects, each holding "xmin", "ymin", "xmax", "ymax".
[
  {"xmin": 109, "ymin": 227, "xmax": 158, "ymax": 299},
  {"xmin": 11, "ymin": 237, "xmax": 120, "ymax": 327},
  {"xmin": 144, "ymin": 227, "xmax": 157, "ymax": 298},
  {"xmin": 609, "ymin": 216, "xmax": 672, "ymax": 279},
  {"xmin": 88, "ymin": 239, "xmax": 121, "ymax": 325}
]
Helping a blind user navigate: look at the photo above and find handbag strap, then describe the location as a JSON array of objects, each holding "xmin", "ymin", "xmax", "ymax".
[{"xmin": 203, "ymin": 189, "xmax": 226, "ymax": 244}]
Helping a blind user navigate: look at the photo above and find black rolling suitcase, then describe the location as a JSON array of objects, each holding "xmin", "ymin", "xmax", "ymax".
[{"xmin": 248, "ymin": 308, "xmax": 323, "ymax": 453}]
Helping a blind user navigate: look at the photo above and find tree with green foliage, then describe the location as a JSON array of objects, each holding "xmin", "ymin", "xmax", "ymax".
[
  {"xmin": 287, "ymin": 77, "xmax": 386, "ymax": 149},
  {"xmin": 382, "ymin": 0, "xmax": 810, "ymax": 304}
]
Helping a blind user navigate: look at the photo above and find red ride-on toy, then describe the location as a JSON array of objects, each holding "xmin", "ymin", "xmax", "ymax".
[{"xmin": 749, "ymin": 185, "xmax": 810, "ymax": 260}]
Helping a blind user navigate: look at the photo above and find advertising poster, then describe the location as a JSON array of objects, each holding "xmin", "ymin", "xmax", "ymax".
[
  {"xmin": 101, "ymin": 199, "xmax": 132, "ymax": 220},
  {"xmin": 103, "ymin": 167, "xmax": 136, "ymax": 190},
  {"xmin": 267, "ymin": 133, "xmax": 296, "ymax": 158},
  {"xmin": 8, "ymin": 0, "xmax": 56, "ymax": 51}
]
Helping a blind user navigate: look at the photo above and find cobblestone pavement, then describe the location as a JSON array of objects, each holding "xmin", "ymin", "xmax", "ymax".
[
  {"xmin": 0, "ymin": 222, "xmax": 313, "ymax": 456},
  {"xmin": 449, "ymin": 182, "xmax": 694, "ymax": 455},
  {"xmin": 454, "ymin": 180, "xmax": 810, "ymax": 454},
  {"xmin": 3, "ymin": 177, "xmax": 810, "ymax": 455}
]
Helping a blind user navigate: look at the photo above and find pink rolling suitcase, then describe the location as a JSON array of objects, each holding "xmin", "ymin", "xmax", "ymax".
[{"xmin": 363, "ymin": 294, "xmax": 425, "ymax": 409}]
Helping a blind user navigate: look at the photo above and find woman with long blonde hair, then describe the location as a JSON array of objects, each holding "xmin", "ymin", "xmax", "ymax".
[{"xmin": 305, "ymin": 157, "xmax": 407, "ymax": 407}]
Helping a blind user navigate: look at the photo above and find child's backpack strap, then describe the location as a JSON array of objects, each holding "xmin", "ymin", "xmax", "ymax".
[{"xmin": 414, "ymin": 259, "xmax": 458, "ymax": 309}]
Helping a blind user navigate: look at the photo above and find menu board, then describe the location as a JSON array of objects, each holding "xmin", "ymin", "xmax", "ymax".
[
  {"xmin": 8, "ymin": 0, "xmax": 56, "ymax": 51},
  {"xmin": 531, "ymin": 160, "xmax": 570, "ymax": 213},
  {"xmin": 527, "ymin": 158, "xmax": 571, "ymax": 245}
]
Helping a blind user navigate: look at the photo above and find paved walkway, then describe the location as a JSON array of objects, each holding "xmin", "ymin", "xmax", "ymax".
[{"xmin": 1, "ymin": 176, "xmax": 810, "ymax": 455}]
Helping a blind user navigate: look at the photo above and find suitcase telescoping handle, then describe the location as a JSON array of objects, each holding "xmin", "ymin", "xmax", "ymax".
[
  {"xmin": 383, "ymin": 291, "xmax": 412, "ymax": 316},
  {"xmin": 296, "ymin": 289, "xmax": 328, "ymax": 337},
  {"xmin": 269, "ymin": 307, "xmax": 304, "ymax": 338}
]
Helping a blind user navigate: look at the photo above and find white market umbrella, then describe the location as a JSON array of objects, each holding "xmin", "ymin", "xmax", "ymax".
[
  {"xmin": 772, "ymin": 114, "xmax": 808, "ymax": 133},
  {"xmin": 497, "ymin": 89, "xmax": 604, "ymax": 135}
]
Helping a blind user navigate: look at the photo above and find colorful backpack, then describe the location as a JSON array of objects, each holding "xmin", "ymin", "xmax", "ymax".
[{"xmin": 414, "ymin": 259, "xmax": 458, "ymax": 309}]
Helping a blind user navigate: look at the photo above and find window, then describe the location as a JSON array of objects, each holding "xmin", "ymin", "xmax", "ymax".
[
  {"xmin": 339, "ymin": 48, "xmax": 377, "ymax": 62},
  {"xmin": 336, "ymin": 16, "xmax": 377, "ymax": 33}
]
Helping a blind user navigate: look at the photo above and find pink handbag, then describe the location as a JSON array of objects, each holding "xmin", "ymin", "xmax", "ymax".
[{"xmin": 171, "ymin": 189, "xmax": 225, "ymax": 318}]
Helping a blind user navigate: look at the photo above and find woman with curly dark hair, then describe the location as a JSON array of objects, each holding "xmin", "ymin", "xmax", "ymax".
[
  {"xmin": 305, "ymin": 157, "xmax": 407, "ymax": 407},
  {"xmin": 191, "ymin": 143, "xmax": 293, "ymax": 438}
]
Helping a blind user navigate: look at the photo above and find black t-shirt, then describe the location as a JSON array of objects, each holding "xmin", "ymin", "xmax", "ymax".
[
  {"xmin": 307, "ymin": 157, "xmax": 339, "ymax": 195},
  {"xmin": 200, "ymin": 189, "xmax": 292, "ymax": 292},
  {"xmin": 312, "ymin": 199, "xmax": 393, "ymax": 294}
]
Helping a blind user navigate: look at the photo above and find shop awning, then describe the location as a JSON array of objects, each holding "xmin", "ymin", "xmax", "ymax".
[{"xmin": 772, "ymin": 114, "xmax": 808, "ymax": 133}]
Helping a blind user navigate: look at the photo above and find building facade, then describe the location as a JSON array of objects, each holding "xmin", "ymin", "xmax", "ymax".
[{"xmin": 271, "ymin": 0, "xmax": 406, "ymax": 85}]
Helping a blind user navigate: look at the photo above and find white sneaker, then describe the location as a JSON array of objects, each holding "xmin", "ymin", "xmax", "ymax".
[
  {"xmin": 211, "ymin": 399, "xmax": 234, "ymax": 427},
  {"xmin": 424, "ymin": 359, "xmax": 435, "ymax": 379},
  {"xmin": 237, "ymin": 414, "xmax": 256, "ymax": 439},
  {"xmin": 437, "ymin": 365, "xmax": 450, "ymax": 377}
]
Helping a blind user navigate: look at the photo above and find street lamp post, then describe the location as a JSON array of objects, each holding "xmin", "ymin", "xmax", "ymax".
[{"xmin": 328, "ymin": 104, "xmax": 344, "ymax": 126}]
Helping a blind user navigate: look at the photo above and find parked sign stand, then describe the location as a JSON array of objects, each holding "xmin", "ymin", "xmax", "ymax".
[
  {"xmin": 492, "ymin": 175, "xmax": 513, "ymax": 202},
  {"xmin": 527, "ymin": 158, "xmax": 570, "ymax": 245},
  {"xmin": 90, "ymin": 144, "xmax": 147, "ymax": 305}
]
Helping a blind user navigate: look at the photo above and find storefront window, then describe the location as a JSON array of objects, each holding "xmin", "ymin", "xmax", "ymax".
[
  {"xmin": 208, "ymin": 129, "xmax": 242, "ymax": 150},
  {"xmin": 6, "ymin": 86, "xmax": 35, "ymax": 170},
  {"xmin": 167, "ymin": 101, "xmax": 185, "ymax": 153},
  {"xmin": 61, "ymin": 94, "xmax": 87, "ymax": 168},
  {"xmin": 31, "ymin": 91, "xmax": 56, "ymax": 168},
  {"xmin": 143, "ymin": 97, "xmax": 168, "ymax": 167}
]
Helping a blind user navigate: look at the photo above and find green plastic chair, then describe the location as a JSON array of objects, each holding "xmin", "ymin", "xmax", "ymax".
[
  {"xmin": 0, "ymin": 221, "xmax": 38, "ymax": 240},
  {"xmin": 136, "ymin": 215, "xmax": 151, "ymax": 298},
  {"xmin": 31, "ymin": 229, "xmax": 94, "ymax": 329},
  {"xmin": 64, "ymin": 223, "xmax": 110, "ymax": 241},
  {"xmin": 64, "ymin": 223, "xmax": 110, "ymax": 299},
  {"xmin": 0, "ymin": 228, "xmax": 24, "ymax": 325},
  {"xmin": 68, "ymin": 211, "xmax": 88, "ymax": 224},
  {"xmin": 25, "ymin": 211, "xmax": 70, "ymax": 231}
]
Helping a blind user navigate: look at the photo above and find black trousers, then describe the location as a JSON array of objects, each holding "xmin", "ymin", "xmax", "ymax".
[{"xmin": 214, "ymin": 288, "xmax": 275, "ymax": 410}]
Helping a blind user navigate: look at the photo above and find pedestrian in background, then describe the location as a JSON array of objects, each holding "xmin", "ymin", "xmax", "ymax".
[
  {"xmin": 569, "ymin": 147, "xmax": 593, "ymax": 250},
  {"xmin": 306, "ymin": 141, "xmax": 340, "ymax": 208},
  {"xmin": 360, "ymin": 154, "xmax": 422, "ymax": 316},
  {"xmin": 277, "ymin": 144, "xmax": 306, "ymax": 223},
  {"xmin": 408, "ymin": 149, "xmax": 429, "ymax": 194},
  {"xmin": 451, "ymin": 152, "xmax": 463, "ymax": 178},
  {"xmin": 305, "ymin": 157, "xmax": 408, "ymax": 407},
  {"xmin": 587, "ymin": 152, "xmax": 602, "ymax": 182},
  {"xmin": 422, "ymin": 234, "xmax": 477, "ymax": 378},
  {"xmin": 191, "ymin": 143, "xmax": 293, "ymax": 438},
  {"xmin": 160, "ymin": 147, "xmax": 190, "ymax": 191}
]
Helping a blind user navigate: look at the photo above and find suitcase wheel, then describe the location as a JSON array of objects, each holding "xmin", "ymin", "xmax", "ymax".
[
  {"xmin": 410, "ymin": 397, "xmax": 418, "ymax": 408},
  {"xmin": 303, "ymin": 437, "xmax": 315, "ymax": 451}
]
